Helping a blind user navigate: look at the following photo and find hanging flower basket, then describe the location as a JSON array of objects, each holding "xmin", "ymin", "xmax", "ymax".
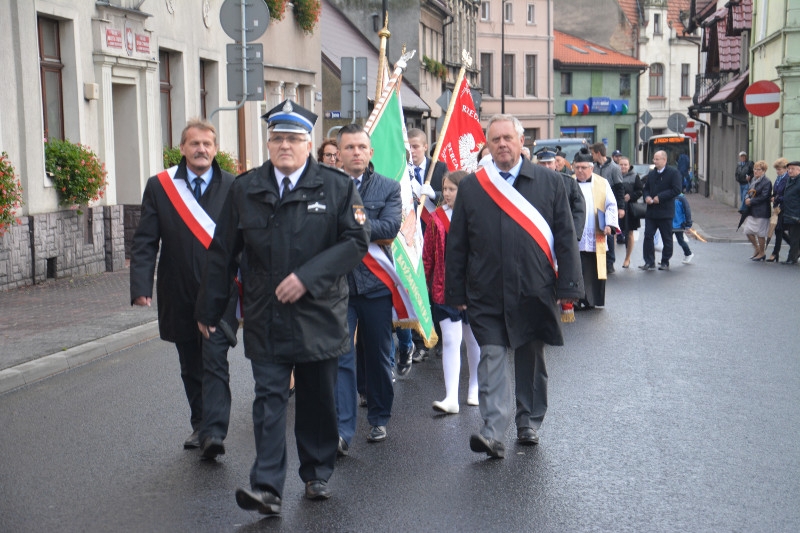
[
  {"xmin": 293, "ymin": 0, "xmax": 321, "ymax": 34},
  {"xmin": 0, "ymin": 151, "xmax": 24, "ymax": 236},
  {"xmin": 44, "ymin": 139, "xmax": 108, "ymax": 212},
  {"xmin": 162, "ymin": 146, "xmax": 241, "ymax": 175},
  {"xmin": 265, "ymin": 0, "xmax": 288, "ymax": 21}
]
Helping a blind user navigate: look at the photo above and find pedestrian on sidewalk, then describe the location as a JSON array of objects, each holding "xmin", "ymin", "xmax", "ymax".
[
  {"xmin": 672, "ymin": 193, "xmax": 695, "ymax": 264},
  {"xmin": 130, "ymin": 119, "xmax": 238, "ymax": 458},
  {"xmin": 446, "ymin": 114, "xmax": 583, "ymax": 459},
  {"xmin": 767, "ymin": 158, "xmax": 789, "ymax": 262},
  {"xmin": 197, "ymin": 101, "xmax": 369, "ymax": 514},
  {"xmin": 736, "ymin": 151, "xmax": 754, "ymax": 211}
]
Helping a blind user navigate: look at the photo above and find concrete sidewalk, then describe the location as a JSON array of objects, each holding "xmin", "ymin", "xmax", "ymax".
[{"xmin": 0, "ymin": 193, "xmax": 747, "ymax": 395}]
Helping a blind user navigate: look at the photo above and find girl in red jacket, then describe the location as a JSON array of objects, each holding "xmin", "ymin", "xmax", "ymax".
[{"xmin": 423, "ymin": 170, "xmax": 480, "ymax": 414}]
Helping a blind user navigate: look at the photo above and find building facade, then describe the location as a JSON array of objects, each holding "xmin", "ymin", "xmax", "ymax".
[
  {"xmin": 476, "ymin": 0, "xmax": 554, "ymax": 145},
  {"xmin": 0, "ymin": 0, "xmax": 320, "ymax": 291}
]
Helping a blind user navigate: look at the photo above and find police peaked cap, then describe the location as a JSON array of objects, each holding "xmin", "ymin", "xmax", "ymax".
[{"xmin": 262, "ymin": 99, "xmax": 317, "ymax": 133}]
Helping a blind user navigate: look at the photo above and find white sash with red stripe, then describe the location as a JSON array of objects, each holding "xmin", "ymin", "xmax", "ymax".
[
  {"xmin": 474, "ymin": 165, "xmax": 557, "ymax": 273},
  {"xmin": 362, "ymin": 243, "xmax": 413, "ymax": 321},
  {"xmin": 157, "ymin": 166, "xmax": 215, "ymax": 249}
]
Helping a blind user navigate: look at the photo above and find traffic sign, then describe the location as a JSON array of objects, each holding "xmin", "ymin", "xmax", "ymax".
[
  {"xmin": 667, "ymin": 113, "xmax": 687, "ymax": 133},
  {"xmin": 639, "ymin": 126, "xmax": 653, "ymax": 142},
  {"xmin": 220, "ymin": 0, "xmax": 270, "ymax": 42},
  {"xmin": 684, "ymin": 121, "xmax": 697, "ymax": 141},
  {"xmin": 640, "ymin": 110, "xmax": 653, "ymax": 125},
  {"xmin": 744, "ymin": 80, "xmax": 780, "ymax": 117}
]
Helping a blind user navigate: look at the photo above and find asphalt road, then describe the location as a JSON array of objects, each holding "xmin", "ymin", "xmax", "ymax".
[{"xmin": 1, "ymin": 240, "xmax": 798, "ymax": 532}]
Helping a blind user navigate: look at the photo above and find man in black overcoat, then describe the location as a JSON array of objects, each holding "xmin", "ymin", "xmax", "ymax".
[
  {"xmin": 130, "ymin": 119, "xmax": 238, "ymax": 458},
  {"xmin": 639, "ymin": 150, "xmax": 682, "ymax": 271},
  {"xmin": 445, "ymin": 114, "xmax": 583, "ymax": 459},
  {"xmin": 196, "ymin": 101, "xmax": 369, "ymax": 515}
]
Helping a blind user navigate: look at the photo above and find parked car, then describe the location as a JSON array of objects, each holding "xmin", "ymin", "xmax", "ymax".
[{"xmin": 532, "ymin": 138, "xmax": 589, "ymax": 162}]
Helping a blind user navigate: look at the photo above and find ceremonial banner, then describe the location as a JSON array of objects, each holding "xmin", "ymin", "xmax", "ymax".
[
  {"xmin": 365, "ymin": 68, "xmax": 437, "ymax": 347},
  {"xmin": 436, "ymin": 77, "xmax": 486, "ymax": 173}
]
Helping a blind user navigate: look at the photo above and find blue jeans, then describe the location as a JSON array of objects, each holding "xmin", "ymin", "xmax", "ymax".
[
  {"xmin": 740, "ymin": 183, "xmax": 750, "ymax": 210},
  {"xmin": 389, "ymin": 327, "xmax": 414, "ymax": 366}
]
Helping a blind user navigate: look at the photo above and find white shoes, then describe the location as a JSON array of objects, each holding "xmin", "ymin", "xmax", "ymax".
[
  {"xmin": 682, "ymin": 254, "xmax": 694, "ymax": 264},
  {"xmin": 432, "ymin": 399, "xmax": 459, "ymax": 414},
  {"xmin": 467, "ymin": 392, "xmax": 479, "ymax": 406}
]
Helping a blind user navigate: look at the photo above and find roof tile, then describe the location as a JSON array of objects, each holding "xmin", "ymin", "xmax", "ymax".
[{"xmin": 554, "ymin": 30, "xmax": 647, "ymax": 69}]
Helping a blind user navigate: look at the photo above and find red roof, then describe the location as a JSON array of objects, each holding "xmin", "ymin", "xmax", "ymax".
[
  {"xmin": 667, "ymin": 0, "xmax": 691, "ymax": 34},
  {"xmin": 617, "ymin": 0, "xmax": 641, "ymax": 28},
  {"xmin": 554, "ymin": 30, "xmax": 647, "ymax": 70}
]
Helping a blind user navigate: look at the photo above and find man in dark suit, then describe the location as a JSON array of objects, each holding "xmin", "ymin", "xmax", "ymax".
[
  {"xmin": 197, "ymin": 101, "xmax": 369, "ymax": 515},
  {"xmin": 445, "ymin": 114, "xmax": 583, "ymax": 458},
  {"xmin": 408, "ymin": 128, "xmax": 447, "ymax": 196},
  {"xmin": 639, "ymin": 149, "xmax": 682, "ymax": 271},
  {"xmin": 130, "ymin": 119, "xmax": 238, "ymax": 458}
]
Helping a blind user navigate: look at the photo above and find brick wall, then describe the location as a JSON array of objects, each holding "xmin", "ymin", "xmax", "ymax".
[{"xmin": 0, "ymin": 217, "xmax": 33, "ymax": 290}]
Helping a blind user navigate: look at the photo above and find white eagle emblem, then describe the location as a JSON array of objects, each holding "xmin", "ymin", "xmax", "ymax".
[{"xmin": 458, "ymin": 133, "xmax": 482, "ymax": 172}]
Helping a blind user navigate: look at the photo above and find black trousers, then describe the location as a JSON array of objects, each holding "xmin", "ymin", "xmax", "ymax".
[{"xmin": 175, "ymin": 337, "xmax": 204, "ymax": 431}]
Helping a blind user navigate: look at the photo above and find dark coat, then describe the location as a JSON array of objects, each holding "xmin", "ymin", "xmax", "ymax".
[
  {"xmin": 426, "ymin": 157, "xmax": 448, "ymax": 192},
  {"xmin": 781, "ymin": 175, "xmax": 800, "ymax": 224},
  {"xmin": 747, "ymin": 177, "xmax": 772, "ymax": 219},
  {"xmin": 195, "ymin": 158, "xmax": 369, "ymax": 363},
  {"xmin": 643, "ymin": 165, "xmax": 682, "ymax": 220},
  {"xmin": 445, "ymin": 158, "xmax": 583, "ymax": 349},
  {"xmin": 735, "ymin": 160, "xmax": 754, "ymax": 184},
  {"xmin": 596, "ymin": 157, "xmax": 625, "ymax": 208},
  {"xmin": 621, "ymin": 169, "xmax": 644, "ymax": 231},
  {"xmin": 130, "ymin": 158, "xmax": 236, "ymax": 343},
  {"xmin": 347, "ymin": 167, "xmax": 402, "ymax": 296}
]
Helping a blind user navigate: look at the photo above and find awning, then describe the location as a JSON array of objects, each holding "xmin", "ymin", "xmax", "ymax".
[{"xmin": 709, "ymin": 69, "xmax": 749, "ymax": 103}]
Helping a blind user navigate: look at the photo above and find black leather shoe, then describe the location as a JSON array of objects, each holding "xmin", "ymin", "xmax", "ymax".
[
  {"xmin": 638, "ymin": 263, "xmax": 656, "ymax": 271},
  {"xmin": 658, "ymin": 262, "xmax": 670, "ymax": 271},
  {"xmin": 184, "ymin": 429, "xmax": 201, "ymax": 449},
  {"xmin": 396, "ymin": 344, "xmax": 414, "ymax": 376},
  {"xmin": 411, "ymin": 347, "xmax": 428, "ymax": 363},
  {"xmin": 358, "ymin": 393, "xmax": 367, "ymax": 407},
  {"xmin": 517, "ymin": 427, "xmax": 540, "ymax": 445},
  {"xmin": 469, "ymin": 433, "xmax": 505, "ymax": 458},
  {"xmin": 200, "ymin": 436, "xmax": 225, "ymax": 460},
  {"xmin": 367, "ymin": 425, "xmax": 387, "ymax": 442},
  {"xmin": 337, "ymin": 436, "xmax": 349, "ymax": 457},
  {"xmin": 607, "ymin": 264, "xmax": 615, "ymax": 274},
  {"xmin": 305, "ymin": 480, "xmax": 332, "ymax": 500},
  {"xmin": 782, "ymin": 259, "xmax": 798, "ymax": 265},
  {"xmin": 235, "ymin": 487, "xmax": 281, "ymax": 516}
]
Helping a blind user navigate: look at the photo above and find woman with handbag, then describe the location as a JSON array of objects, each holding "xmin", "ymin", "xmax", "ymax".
[
  {"xmin": 619, "ymin": 157, "xmax": 644, "ymax": 268},
  {"xmin": 743, "ymin": 160, "xmax": 772, "ymax": 261}
]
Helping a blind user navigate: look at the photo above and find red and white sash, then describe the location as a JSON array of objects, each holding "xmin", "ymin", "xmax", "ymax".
[
  {"xmin": 157, "ymin": 166, "xmax": 215, "ymax": 249},
  {"xmin": 474, "ymin": 165, "xmax": 557, "ymax": 273},
  {"xmin": 420, "ymin": 197, "xmax": 436, "ymax": 227},
  {"xmin": 433, "ymin": 206, "xmax": 451, "ymax": 234},
  {"xmin": 362, "ymin": 243, "xmax": 412, "ymax": 321}
]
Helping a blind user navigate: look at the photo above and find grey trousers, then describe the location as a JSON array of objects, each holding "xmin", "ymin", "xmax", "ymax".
[{"xmin": 478, "ymin": 340, "xmax": 547, "ymax": 440}]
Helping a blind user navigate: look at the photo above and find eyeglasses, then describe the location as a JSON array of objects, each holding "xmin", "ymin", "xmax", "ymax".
[
  {"xmin": 268, "ymin": 134, "xmax": 307, "ymax": 145},
  {"xmin": 323, "ymin": 152, "xmax": 337, "ymax": 160}
]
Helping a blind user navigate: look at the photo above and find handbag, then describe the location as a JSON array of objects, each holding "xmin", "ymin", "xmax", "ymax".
[{"xmin": 629, "ymin": 201, "xmax": 647, "ymax": 219}]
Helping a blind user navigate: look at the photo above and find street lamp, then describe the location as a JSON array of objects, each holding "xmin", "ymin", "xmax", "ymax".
[{"xmin": 500, "ymin": 0, "xmax": 510, "ymax": 113}]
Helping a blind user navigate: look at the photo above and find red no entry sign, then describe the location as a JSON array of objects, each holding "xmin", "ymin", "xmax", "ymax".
[{"xmin": 744, "ymin": 80, "xmax": 781, "ymax": 117}]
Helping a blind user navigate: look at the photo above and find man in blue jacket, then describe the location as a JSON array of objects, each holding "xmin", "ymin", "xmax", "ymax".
[
  {"xmin": 335, "ymin": 123, "xmax": 402, "ymax": 451},
  {"xmin": 640, "ymin": 150, "xmax": 682, "ymax": 271}
]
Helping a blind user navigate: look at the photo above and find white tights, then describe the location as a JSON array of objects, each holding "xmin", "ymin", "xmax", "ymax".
[{"xmin": 439, "ymin": 318, "xmax": 480, "ymax": 403}]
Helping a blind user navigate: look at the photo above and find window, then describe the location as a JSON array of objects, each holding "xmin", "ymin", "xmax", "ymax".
[
  {"xmin": 503, "ymin": 54, "xmax": 514, "ymax": 97},
  {"xmin": 160, "ymin": 50, "xmax": 173, "ymax": 148},
  {"xmin": 681, "ymin": 63, "xmax": 690, "ymax": 97},
  {"xmin": 480, "ymin": 53, "xmax": 492, "ymax": 96},
  {"xmin": 38, "ymin": 17, "xmax": 64, "ymax": 142},
  {"xmin": 653, "ymin": 13, "xmax": 662, "ymax": 35},
  {"xmin": 525, "ymin": 55, "xmax": 537, "ymax": 96},
  {"xmin": 561, "ymin": 72, "xmax": 572, "ymax": 95},
  {"xmin": 480, "ymin": 1, "xmax": 490, "ymax": 21},
  {"xmin": 649, "ymin": 63, "xmax": 664, "ymax": 97},
  {"xmin": 200, "ymin": 60, "xmax": 208, "ymax": 119},
  {"xmin": 504, "ymin": 2, "xmax": 513, "ymax": 23},
  {"xmin": 619, "ymin": 73, "xmax": 631, "ymax": 97},
  {"xmin": 527, "ymin": 3, "xmax": 535, "ymax": 24}
]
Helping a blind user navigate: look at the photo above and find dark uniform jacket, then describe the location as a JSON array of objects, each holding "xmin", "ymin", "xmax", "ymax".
[
  {"xmin": 196, "ymin": 158, "xmax": 369, "ymax": 363},
  {"xmin": 347, "ymin": 167, "xmax": 402, "ymax": 296},
  {"xmin": 445, "ymin": 158, "xmax": 583, "ymax": 349},
  {"xmin": 130, "ymin": 158, "xmax": 236, "ymax": 343},
  {"xmin": 643, "ymin": 165, "xmax": 682, "ymax": 220},
  {"xmin": 561, "ymin": 172, "xmax": 586, "ymax": 240}
]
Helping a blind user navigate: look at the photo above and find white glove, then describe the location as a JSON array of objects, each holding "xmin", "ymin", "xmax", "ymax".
[
  {"xmin": 410, "ymin": 178, "xmax": 422, "ymax": 197},
  {"xmin": 420, "ymin": 183, "xmax": 436, "ymax": 199}
]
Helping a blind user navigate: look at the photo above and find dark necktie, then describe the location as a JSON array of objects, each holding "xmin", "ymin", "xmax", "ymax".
[
  {"xmin": 193, "ymin": 177, "xmax": 203, "ymax": 201},
  {"xmin": 281, "ymin": 177, "xmax": 292, "ymax": 198},
  {"xmin": 354, "ymin": 178, "xmax": 362, "ymax": 192},
  {"xmin": 499, "ymin": 171, "xmax": 513, "ymax": 182},
  {"xmin": 414, "ymin": 166, "xmax": 423, "ymax": 184}
]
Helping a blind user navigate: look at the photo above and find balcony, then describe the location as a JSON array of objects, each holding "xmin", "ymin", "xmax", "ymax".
[{"xmin": 693, "ymin": 72, "xmax": 734, "ymax": 106}]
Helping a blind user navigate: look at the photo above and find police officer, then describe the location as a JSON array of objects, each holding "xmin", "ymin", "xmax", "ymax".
[{"xmin": 196, "ymin": 100, "xmax": 369, "ymax": 516}]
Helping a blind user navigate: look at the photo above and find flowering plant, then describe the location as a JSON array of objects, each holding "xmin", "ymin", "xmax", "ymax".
[
  {"xmin": 44, "ymin": 139, "xmax": 108, "ymax": 210},
  {"xmin": 0, "ymin": 151, "xmax": 24, "ymax": 236},
  {"xmin": 293, "ymin": 0, "xmax": 321, "ymax": 34},
  {"xmin": 163, "ymin": 146, "xmax": 241, "ymax": 175},
  {"xmin": 264, "ymin": 0, "xmax": 288, "ymax": 20}
]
